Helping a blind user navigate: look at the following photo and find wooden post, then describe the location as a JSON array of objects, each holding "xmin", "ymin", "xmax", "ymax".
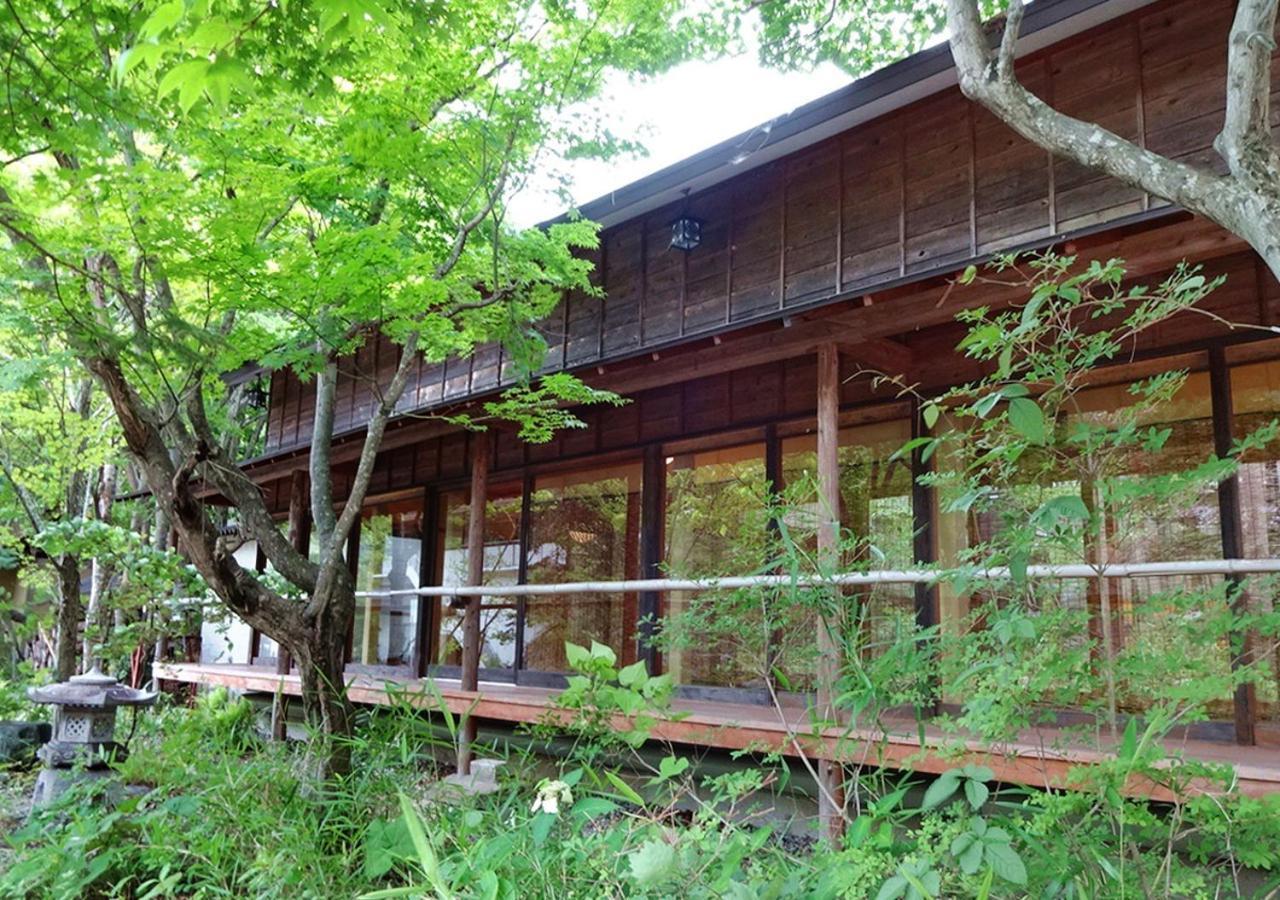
[
  {"xmin": 815, "ymin": 343, "xmax": 846, "ymax": 839},
  {"xmin": 458, "ymin": 432, "xmax": 490, "ymax": 774},
  {"xmin": 273, "ymin": 470, "xmax": 308, "ymax": 741},
  {"xmin": 1209, "ymin": 346, "xmax": 1257, "ymax": 746}
]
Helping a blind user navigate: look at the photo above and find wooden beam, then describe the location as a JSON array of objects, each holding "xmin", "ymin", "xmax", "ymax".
[
  {"xmin": 823, "ymin": 215, "xmax": 1243, "ymax": 339},
  {"xmin": 458, "ymin": 433, "xmax": 490, "ymax": 774},
  {"xmin": 836, "ymin": 338, "xmax": 913, "ymax": 377},
  {"xmin": 816, "ymin": 343, "xmax": 846, "ymax": 838}
]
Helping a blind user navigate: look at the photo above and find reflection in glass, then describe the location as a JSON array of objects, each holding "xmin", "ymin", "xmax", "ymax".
[
  {"xmin": 525, "ymin": 464, "xmax": 642, "ymax": 672},
  {"xmin": 434, "ymin": 487, "xmax": 521, "ymax": 671},
  {"xmin": 664, "ymin": 444, "xmax": 772, "ymax": 688},
  {"xmin": 1231, "ymin": 358, "xmax": 1280, "ymax": 718},
  {"xmin": 351, "ymin": 498, "xmax": 422, "ymax": 668},
  {"xmin": 780, "ymin": 420, "xmax": 914, "ymax": 690}
]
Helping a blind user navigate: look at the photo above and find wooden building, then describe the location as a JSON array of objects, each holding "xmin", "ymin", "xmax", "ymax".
[{"xmin": 165, "ymin": 0, "xmax": 1280, "ymax": 798}]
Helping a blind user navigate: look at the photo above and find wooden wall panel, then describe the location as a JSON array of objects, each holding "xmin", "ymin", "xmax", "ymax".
[
  {"xmin": 603, "ymin": 225, "xmax": 643, "ymax": 354},
  {"xmin": 840, "ymin": 117, "xmax": 904, "ymax": 293},
  {"xmin": 729, "ymin": 162, "xmax": 784, "ymax": 321},
  {"xmin": 683, "ymin": 186, "xmax": 732, "ymax": 334},
  {"xmin": 784, "ymin": 142, "xmax": 840, "ymax": 304},
  {"xmin": 643, "ymin": 202, "xmax": 684, "ymax": 344},
  {"xmin": 904, "ymin": 93, "xmax": 973, "ymax": 274},
  {"xmin": 975, "ymin": 60, "xmax": 1051, "ymax": 253},
  {"xmin": 264, "ymin": 0, "xmax": 1246, "ymax": 455}
]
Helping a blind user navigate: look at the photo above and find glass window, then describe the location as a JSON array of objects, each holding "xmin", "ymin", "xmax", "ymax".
[
  {"xmin": 663, "ymin": 443, "xmax": 772, "ymax": 688},
  {"xmin": 351, "ymin": 498, "xmax": 423, "ymax": 668},
  {"xmin": 1231, "ymin": 358, "xmax": 1280, "ymax": 719},
  {"xmin": 524, "ymin": 463, "xmax": 643, "ymax": 673},
  {"xmin": 776, "ymin": 421, "xmax": 915, "ymax": 691},
  {"xmin": 433, "ymin": 486, "xmax": 521, "ymax": 671}
]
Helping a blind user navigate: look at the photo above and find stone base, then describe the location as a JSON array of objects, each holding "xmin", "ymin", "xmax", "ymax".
[
  {"xmin": 430, "ymin": 758, "xmax": 506, "ymax": 801},
  {"xmin": 31, "ymin": 766, "xmax": 120, "ymax": 808}
]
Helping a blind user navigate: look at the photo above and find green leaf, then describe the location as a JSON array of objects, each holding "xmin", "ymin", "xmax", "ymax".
[
  {"xmin": 604, "ymin": 769, "xmax": 645, "ymax": 806},
  {"xmin": 139, "ymin": 0, "xmax": 184, "ymax": 38},
  {"xmin": 964, "ymin": 778, "xmax": 989, "ymax": 810},
  {"xmin": 1119, "ymin": 716, "xmax": 1138, "ymax": 762},
  {"xmin": 922, "ymin": 403, "xmax": 940, "ymax": 429},
  {"xmin": 958, "ymin": 840, "xmax": 984, "ymax": 875},
  {"xmin": 564, "ymin": 641, "xmax": 590, "ymax": 671},
  {"xmin": 921, "ymin": 770, "xmax": 960, "ymax": 809},
  {"xmin": 874, "ymin": 875, "xmax": 908, "ymax": 900},
  {"xmin": 986, "ymin": 843, "xmax": 1028, "ymax": 886},
  {"xmin": 627, "ymin": 839, "xmax": 677, "ymax": 887},
  {"xmin": 157, "ymin": 59, "xmax": 210, "ymax": 100},
  {"xmin": 589, "ymin": 639, "xmax": 617, "ymax": 666},
  {"xmin": 617, "ymin": 659, "xmax": 647, "ymax": 687},
  {"xmin": 1008, "ymin": 397, "xmax": 1045, "ymax": 444}
]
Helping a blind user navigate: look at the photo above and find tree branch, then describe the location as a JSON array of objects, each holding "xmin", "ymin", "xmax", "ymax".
[{"xmin": 1218, "ymin": 0, "xmax": 1280, "ymax": 192}]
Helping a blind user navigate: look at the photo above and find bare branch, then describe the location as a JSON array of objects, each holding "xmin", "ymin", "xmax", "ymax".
[{"xmin": 1218, "ymin": 0, "xmax": 1280, "ymax": 191}]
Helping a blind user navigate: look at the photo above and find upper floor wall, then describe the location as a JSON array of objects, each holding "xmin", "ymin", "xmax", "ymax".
[{"xmin": 263, "ymin": 0, "xmax": 1249, "ymax": 456}]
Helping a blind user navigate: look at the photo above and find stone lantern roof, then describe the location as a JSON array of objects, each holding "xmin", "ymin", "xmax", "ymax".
[{"xmin": 28, "ymin": 667, "xmax": 158, "ymax": 709}]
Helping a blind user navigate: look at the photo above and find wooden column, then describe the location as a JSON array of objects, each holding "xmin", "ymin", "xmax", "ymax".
[
  {"xmin": 815, "ymin": 343, "xmax": 846, "ymax": 838},
  {"xmin": 272, "ymin": 470, "xmax": 309, "ymax": 741},
  {"xmin": 638, "ymin": 444, "xmax": 665, "ymax": 674},
  {"xmin": 458, "ymin": 433, "xmax": 490, "ymax": 773},
  {"xmin": 1209, "ymin": 346, "xmax": 1257, "ymax": 746}
]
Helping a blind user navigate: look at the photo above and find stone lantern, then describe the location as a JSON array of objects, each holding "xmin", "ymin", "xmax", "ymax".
[{"xmin": 27, "ymin": 667, "xmax": 158, "ymax": 806}]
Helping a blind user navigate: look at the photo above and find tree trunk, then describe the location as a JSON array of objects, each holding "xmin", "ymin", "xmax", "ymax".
[
  {"xmin": 295, "ymin": 574, "xmax": 356, "ymax": 779},
  {"xmin": 83, "ymin": 464, "xmax": 117, "ymax": 670},
  {"xmin": 53, "ymin": 559, "xmax": 81, "ymax": 681}
]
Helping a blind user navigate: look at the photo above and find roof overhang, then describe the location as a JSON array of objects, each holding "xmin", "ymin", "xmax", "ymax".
[{"xmin": 569, "ymin": 0, "xmax": 1159, "ymax": 231}]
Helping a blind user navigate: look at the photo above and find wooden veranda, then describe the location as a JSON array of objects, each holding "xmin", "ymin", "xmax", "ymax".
[{"xmin": 157, "ymin": 662, "xmax": 1280, "ymax": 803}]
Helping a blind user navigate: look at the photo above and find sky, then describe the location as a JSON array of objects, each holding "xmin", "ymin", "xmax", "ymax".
[{"xmin": 507, "ymin": 54, "xmax": 852, "ymax": 228}]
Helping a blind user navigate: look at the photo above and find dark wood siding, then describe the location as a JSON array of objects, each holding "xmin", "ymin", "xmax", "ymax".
[{"xmin": 263, "ymin": 0, "xmax": 1241, "ymax": 455}]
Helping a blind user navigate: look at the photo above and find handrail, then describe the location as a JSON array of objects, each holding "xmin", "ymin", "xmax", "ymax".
[{"xmin": 352, "ymin": 558, "xmax": 1280, "ymax": 599}]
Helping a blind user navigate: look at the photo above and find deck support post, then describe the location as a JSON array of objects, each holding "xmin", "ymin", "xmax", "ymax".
[
  {"xmin": 1209, "ymin": 346, "xmax": 1257, "ymax": 746},
  {"xmin": 272, "ymin": 470, "xmax": 308, "ymax": 741},
  {"xmin": 459, "ymin": 432, "xmax": 490, "ymax": 775},
  {"xmin": 816, "ymin": 343, "xmax": 846, "ymax": 840}
]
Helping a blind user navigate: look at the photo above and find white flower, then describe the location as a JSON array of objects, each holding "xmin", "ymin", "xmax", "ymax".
[{"xmin": 530, "ymin": 778, "xmax": 572, "ymax": 816}]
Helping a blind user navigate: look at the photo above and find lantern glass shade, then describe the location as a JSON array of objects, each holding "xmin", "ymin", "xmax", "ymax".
[
  {"xmin": 245, "ymin": 382, "xmax": 269, "ymax": 409},
  {"xmin": 669, "ymin": 215, "xmax": 703, "ymax": 252}
]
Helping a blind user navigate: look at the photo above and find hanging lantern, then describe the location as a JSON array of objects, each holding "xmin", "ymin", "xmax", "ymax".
[
  {"xmin": 669, "ymin": 214, "xmax": 703, "ymax": 252},
  {"xmin": 669, "ymin": 187, "xmax": 702, "ymax": 252},
  {"xmin": 244, "ymin": 380, "xmax": 269, "ymax": 409}
]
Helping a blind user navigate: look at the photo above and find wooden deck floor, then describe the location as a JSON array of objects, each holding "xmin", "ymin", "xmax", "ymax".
[{"xmin": 157, "ymin": 662, "xmax": 1280, "ymax": 801}]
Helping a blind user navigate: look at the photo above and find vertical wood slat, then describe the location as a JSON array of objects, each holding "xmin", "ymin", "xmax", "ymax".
[
  {"xmin": 458, "ymin": 433, "xmax": 490, "ymax": 774},
  {"xmin": 815, "ymin": 343, "xmax": 845, "ymax": 839},
  {"xmin": 1208, "ymin": 346, "xmax": 1257, "ymax": 746}
]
